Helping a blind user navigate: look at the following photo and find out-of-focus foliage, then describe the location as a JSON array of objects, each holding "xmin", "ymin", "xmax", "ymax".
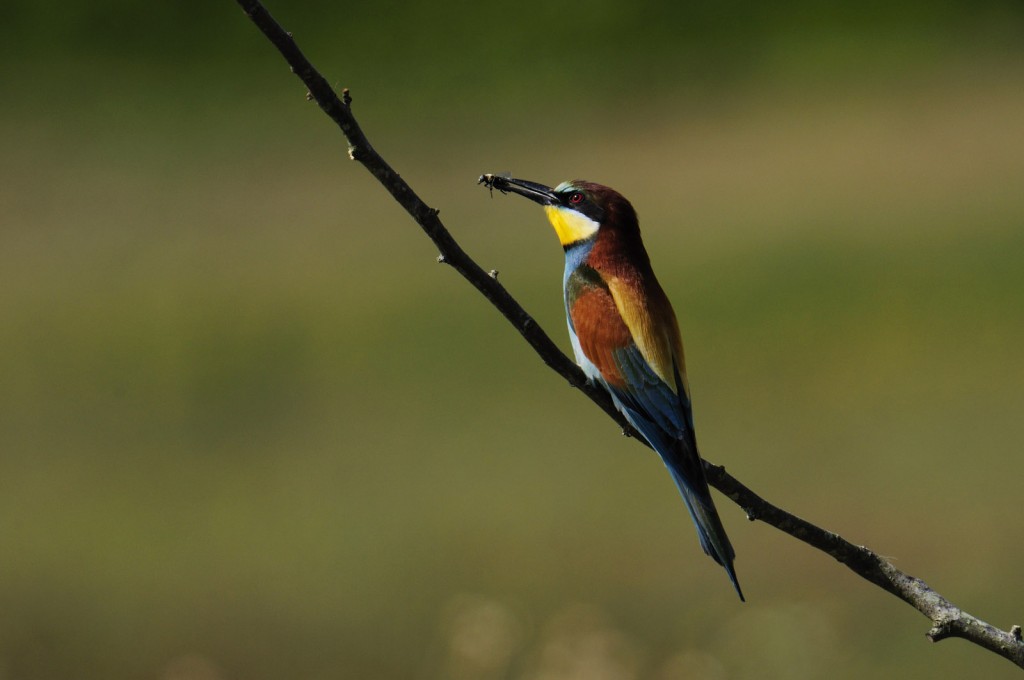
[{"xmin": 5, "ymin": 0, "xmax": 1024, "ymax": 95}]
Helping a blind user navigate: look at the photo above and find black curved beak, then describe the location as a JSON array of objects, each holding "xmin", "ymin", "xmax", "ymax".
[{"xmin": 478, "ymin": 174, "xmax": 558, "ymax": 206}]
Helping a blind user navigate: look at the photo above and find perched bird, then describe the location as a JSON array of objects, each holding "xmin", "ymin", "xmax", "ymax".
[{"xmin": 480, "ymin": 174, "xmax": 743, "ymax": 600}]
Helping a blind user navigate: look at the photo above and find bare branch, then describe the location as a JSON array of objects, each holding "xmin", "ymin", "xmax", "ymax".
[
  {"xmin": 706, "ymin": 465, "xmax": 1024, "ymax": 665},
  {"xmin": 234, "ymin": 0, "xmax": 1024, "ymax": 670}
]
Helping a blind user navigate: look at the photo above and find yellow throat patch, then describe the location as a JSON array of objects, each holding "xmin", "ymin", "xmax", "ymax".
[{"xmin": 544, "ymin": 205, "xmax": 600, "ymax": 246}]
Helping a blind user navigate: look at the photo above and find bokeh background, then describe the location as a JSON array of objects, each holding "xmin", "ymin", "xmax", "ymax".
[{"xmin": 2, "ymin": 1, "xmax": 1023, "ymax": 678}]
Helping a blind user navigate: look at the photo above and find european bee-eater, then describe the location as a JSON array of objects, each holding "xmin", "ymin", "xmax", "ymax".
[{"xmin": 480, "ymin": 174, "xmax": 743, "ymax": 600}]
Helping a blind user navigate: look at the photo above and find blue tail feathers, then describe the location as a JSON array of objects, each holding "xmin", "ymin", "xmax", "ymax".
[
  {"xmin": 669, "ymin": 466, "xmax": 745, "ymax": 602},
  {"xmin": 603, "ymin": 379, "xmax": 743, "ymax": 600}
]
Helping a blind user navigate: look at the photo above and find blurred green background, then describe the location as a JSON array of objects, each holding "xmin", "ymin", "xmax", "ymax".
[{"xmin": 2, "ymin": 1, "xmax": 1023, "ymax": 678}]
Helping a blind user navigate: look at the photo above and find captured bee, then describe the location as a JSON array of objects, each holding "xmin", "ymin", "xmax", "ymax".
[{"xmin": 477, "ymin": 172, "xmax": 513, "ymax": 197}]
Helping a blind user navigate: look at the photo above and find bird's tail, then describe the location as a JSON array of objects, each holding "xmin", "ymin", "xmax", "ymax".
[{"xmin": 667, "ymin": 463, "xmax": 745, "ymax": 602}]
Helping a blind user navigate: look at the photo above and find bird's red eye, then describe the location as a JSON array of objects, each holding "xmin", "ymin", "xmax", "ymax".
[{"xmin": 569, "ymin": 192, "xmax": 584, "ymax": 204}]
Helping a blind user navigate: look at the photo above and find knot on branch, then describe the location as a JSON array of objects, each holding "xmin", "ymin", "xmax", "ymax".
[
  {"xmin": 1011, "ymin": 625, "xmax": 1022, "ymax": 642},
  {"xmin": 927, "ymin": 612, "xmax": 961, "ymax": 643}
]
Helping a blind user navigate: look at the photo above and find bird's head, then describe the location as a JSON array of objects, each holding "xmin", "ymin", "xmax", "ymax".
[{"xmin": 480, "ymin": 175, "xmax": 639, "ymax": 249}]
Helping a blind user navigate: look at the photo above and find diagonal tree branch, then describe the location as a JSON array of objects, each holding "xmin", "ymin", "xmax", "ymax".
[
  {"xmin": 234, "ymin": 0, "xmax": 1024, "ymax": 670},
  {"xmin": 234, "ymin": 0, "xmax": 628, "ymax": 431}
]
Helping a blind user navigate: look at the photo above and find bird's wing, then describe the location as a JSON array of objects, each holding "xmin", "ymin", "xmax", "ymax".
[
  {"xmin": 604, "ymin": 274, "xmax": 687, "ymax": 398},
  {"xmin": 568, "ymin": 264, "xmax": 740, "ymax": 590},
  {"xmin": 566, "ymin": 265, "xmax": 693, "ymax": 441}
]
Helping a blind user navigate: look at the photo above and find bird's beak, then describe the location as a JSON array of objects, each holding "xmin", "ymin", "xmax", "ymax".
[{"xmin": 479, "ymin": 175, "xmax": 558, "ymax": 206}]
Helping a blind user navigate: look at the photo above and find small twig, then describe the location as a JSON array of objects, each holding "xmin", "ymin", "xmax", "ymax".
[{"xmin": 234, "ymin": 0, "xmax": 1024, "ymax": 670}]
